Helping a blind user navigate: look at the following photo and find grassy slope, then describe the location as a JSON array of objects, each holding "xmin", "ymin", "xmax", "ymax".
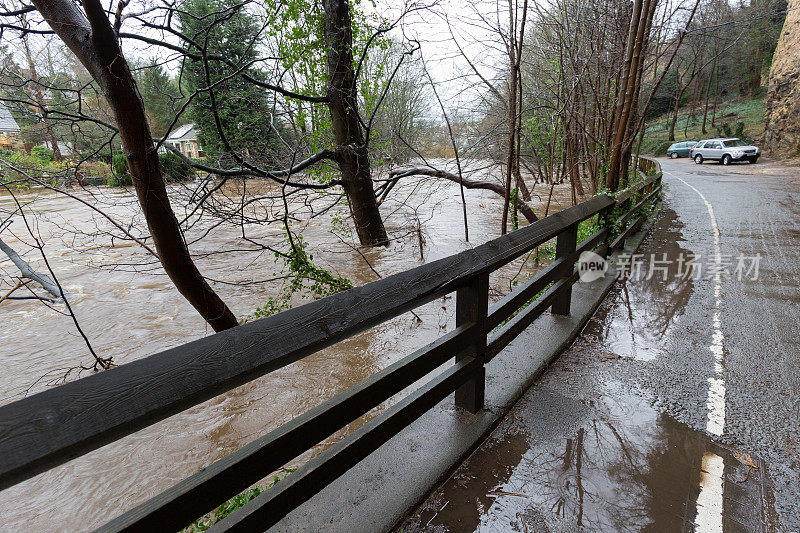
[{"xmin": 641, "ymin": 97, "xmax": 765, "ymax": 155}]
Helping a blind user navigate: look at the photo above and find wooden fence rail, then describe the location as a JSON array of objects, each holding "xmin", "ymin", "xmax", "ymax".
[{"xmin": 0, "ymin": 158, "xmax": 663, "ymax": 532}]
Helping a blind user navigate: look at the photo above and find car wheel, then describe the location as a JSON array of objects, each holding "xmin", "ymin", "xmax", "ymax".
[
  {"xmin": 722, "ymin": 154, "xmax": 732, "ymax": 165},
  {"xmin": 749, "ymin": 157, "xmax": 759, "ymax": 164},
  {"xmin": 694, "ymin": 154, "xmax": 703, "ymax": 164},
  {"xmin": 670, "ymin": 152, "xmax": 679, "ymax": 159}
]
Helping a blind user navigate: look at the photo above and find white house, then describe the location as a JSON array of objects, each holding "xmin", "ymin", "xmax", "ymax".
[
  {"xmin": 0, "ymin": 101, "xmax": 21, "ymax": 149},
  {"xmin": 157, "ymin": 123, "xmax": 203, "ymax": 159}
]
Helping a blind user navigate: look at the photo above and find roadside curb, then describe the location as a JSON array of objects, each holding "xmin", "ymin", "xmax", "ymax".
[{"xmin": 270, "ymin": 220, "xmax": 657, "ymax": 533}]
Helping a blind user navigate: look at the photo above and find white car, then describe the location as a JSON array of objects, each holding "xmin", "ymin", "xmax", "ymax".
[{"xmin": 692, "ymin": 138, "xmax": 760, "ymax": 165}]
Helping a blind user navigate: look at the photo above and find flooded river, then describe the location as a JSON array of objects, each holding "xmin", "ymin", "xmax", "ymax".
[{"xmin": 0, "ymin": 169, "xmax": 580, "ymax": 531}]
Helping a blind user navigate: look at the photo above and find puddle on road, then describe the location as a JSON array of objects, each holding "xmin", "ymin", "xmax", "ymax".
[
  {"xmin": 581, "ymin": 206, "xmax": 695, "ymax": 362},
  {"xmin": 399, "ymin": 383, "xmax": 767, "ymax": 532}
]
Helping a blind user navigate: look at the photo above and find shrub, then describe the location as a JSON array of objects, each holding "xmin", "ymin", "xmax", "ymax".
[
  {"xmin": 733, "ymin": 121, "xmax": 745, "ymax": 139},
  {"xmin": 30, "ymin": 146, "xmax": 54, "ymax": 162},
  {"xmin": 652, "ymin": 141, "xmax": 672, "ymax": 157},
  {"xmin": 107, "ymin": 153, "xmax": 133, "ymax": 186},
  {"xmin": 106, "ymin": 174, "xmax": 133, "ymax": 187},
  {"xmin": 158, "ymin": 151, "xmax": 195, "ymax": 182},
  {"xmin": 112, "ymin": 153, "xmax": 128, "ymax": 176},
  {"xmin": 85, "ymin": 149, "xmax": 114, "ymax": 164}
]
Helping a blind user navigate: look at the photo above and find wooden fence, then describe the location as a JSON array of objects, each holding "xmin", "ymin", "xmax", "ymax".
[{"xmin": 0, "ymin": 158, "xmax": 663, "ymax": 532}]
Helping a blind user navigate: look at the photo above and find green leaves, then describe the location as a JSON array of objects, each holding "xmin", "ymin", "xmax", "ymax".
[
  {"xmin": 249, "ymin": 233, "xmax": 352, "ymax": 321},
  {"xmin": 185, "ymin": 468, "xmax": 297, "ymax": 531}
]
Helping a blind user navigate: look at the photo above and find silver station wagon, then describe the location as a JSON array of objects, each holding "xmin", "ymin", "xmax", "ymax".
[{"xmin": 692, "ymin": 138, "xmax": 760, "ymax": 165}]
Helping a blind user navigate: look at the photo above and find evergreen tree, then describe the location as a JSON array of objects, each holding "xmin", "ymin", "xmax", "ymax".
[
  {"xmin": 178, "ymin": 0, "xmax": 283, "ymax": 165},
  {"xmin": 134, "ymin": 61, "xmax": 184, "ymax": 138}
]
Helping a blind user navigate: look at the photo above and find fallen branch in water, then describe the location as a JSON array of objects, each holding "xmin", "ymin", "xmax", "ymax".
[
  {"xmin": 385, "ymin": 166, "xmax": 539, "ymax": 224},
  {"xmin": 0, "ymin": 278, "xmax": 59, "ymax": 304},
  {"xmin": 0, "ymin": 193, "xmax": 112, "ymax": 371},
  {"xmin": 0, "ymin": 236, "xmax": 65, "ymax": 299}
]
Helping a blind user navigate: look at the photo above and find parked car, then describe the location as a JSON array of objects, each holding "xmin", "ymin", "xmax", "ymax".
[
  {"xmin": 692, "ymin": 138, "xmax": 760, "ymax": 165},
  {"xmin": 666, "ymin": 140, "xmax": 698, "ymax": 158}
]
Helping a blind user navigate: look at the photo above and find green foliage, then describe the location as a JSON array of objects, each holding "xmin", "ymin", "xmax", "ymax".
[
  {"xmin": 178, "ymin": 0, "xmax": 287, "ymax": 166},
  {"xmin": 717, "ymin": 121, "xmax": 746, "ymax": 141},
  {"xmin": 652, "ymin": 141, "xmax": 672, "ymax": 157},
  {"xmin": 107, "ymin": 153, "xmax": 133, "ymax": 186},
  {"xmin": 86, "ymin": 149, "xmax": 114, "ymax": 165},
  {"xmin": 106, "ymin": 174, "xmax": 133, "ymax": 187},
  {"xmin": 158, "ymin": 151, "xmax": 195, "ymax": 182},
  {"xmin": 184, "ymin": 468, "xmax": 296, "ymax": 531},
  {"xmin": 249, "ymin": 234, "xmax": 353, "ymax": 321},
  {"xmin": 112, "ymin": 153, "xmax": 128, "ymax": 177},
  {"xmin": 133, "ymin": 61, "xmax": 186, "ymax": 138},
  {"xmin": 0, "ymin": 148, "xmax": 69, "ymax": 174},
  {"xmin": 107, "ymin": 151, "xmax": 194, "ymax": 186},
  {"xmin": 645, "ymin": 69, "xmax": 678, "ymax": 119},
  {"xmin": 30, "ymin": 145, "xmax": 54, "ymax": 162},
  {"xmin": 522, "ymin": 114, "xmax": 564, "ymax": 172}
]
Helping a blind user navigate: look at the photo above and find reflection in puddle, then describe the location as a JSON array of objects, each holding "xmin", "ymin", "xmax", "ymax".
[
  {"xmin": 582, "ymin": 207, "xmax": 695, "ymax": 362},
  {"xmin": 400, "ymin": 382, "xmax": 765, "ymax": 532}
]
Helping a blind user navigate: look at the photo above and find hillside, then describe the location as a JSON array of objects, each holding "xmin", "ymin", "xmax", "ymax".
[{"xmin": 642, "ymin": 98, "xmax": 766, "ymax": 156}]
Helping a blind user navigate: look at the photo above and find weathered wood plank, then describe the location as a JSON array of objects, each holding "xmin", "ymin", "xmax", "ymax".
[
  {"xmin": 487, "ymin": 271, "xmax": 579, "ymax": 360},
  {"xmin": 95, "ymin": 324, "xmax": 476, "ymax": 532},
  {"xmin": 487, "ymin": 258, "xmax": 565, "ymax": 330},
  {"xmin": 0, "ymin": 195, "xmax": 612, "ymax": 490},
  {"xmin": 616, "ymin": 175, "xmax": 657, "ymax": 204},
  {"xmin": 552, "ymin": 224, "xmax": 579, "ymax": 316},
  {"xmin": 209, "ymin": 357, "xmax": 482, "ymax": 532},
  {"xmin": 487, "ymin": 227, "xmax": 606, "ymax": 331}
]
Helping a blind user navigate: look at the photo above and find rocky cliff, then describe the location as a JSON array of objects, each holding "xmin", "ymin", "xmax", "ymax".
[{"xmin": 764, "ymin": 0, "xmax": 800, "ymax": 157}]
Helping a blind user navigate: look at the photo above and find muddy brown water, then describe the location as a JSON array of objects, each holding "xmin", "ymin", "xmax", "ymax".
[{"xmin": 0, "ymin": 170, "xmax": 580, "ymax": 531}]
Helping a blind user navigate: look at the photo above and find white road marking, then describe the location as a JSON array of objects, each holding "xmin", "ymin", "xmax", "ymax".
[
  {"xmin": 695, "ymin": 452, "xmax": 725, "ymax": 533},
  {"xmin": 669, "ymin": 172, "xmax": 726, "ymax": 436},
  {"xmin": 666, "ymin": 170, "xmax": 727, "ymax": 532}
]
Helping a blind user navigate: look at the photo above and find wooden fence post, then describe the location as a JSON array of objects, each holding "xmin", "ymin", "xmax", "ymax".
[
  {"xmin": 551, "ymin": 223, "xmax": 578, "ymax": 316},
  {"xmin": 600, "ymin": 198, "xmax": 614, "ymax": 256},
  {"xmin": 455, "ymin": 273, "xmax": 489, "ymax": 413}
]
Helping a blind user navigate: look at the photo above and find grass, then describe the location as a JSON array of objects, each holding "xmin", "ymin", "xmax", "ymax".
[
  {"xmin": 641, "ymin": 97, "xmax": 766, "ymax": 155},
  {"xmin": 182, "ymin": 467, "xmax": 296, "ymax": 532}
]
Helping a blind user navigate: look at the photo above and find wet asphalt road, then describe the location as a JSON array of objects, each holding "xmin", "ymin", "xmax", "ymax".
[{"xmin": 399, "ymin": 157, "xmax": 800, "ymax": 532}]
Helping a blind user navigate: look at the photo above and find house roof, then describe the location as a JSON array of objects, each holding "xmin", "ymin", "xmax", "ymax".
[
  {"xmin": 0, "ymin": 101, "xmax": 21, "ymax": 134},
  {"xmin": 165, "ymin": 123, "xmax": 197, "ymax": 142}
]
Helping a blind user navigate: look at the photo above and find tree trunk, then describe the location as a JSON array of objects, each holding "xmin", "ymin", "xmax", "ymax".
[
  {"xmin": 668, "ymin": 101, "xmax": 678, "ymax": 141},
  {"xmin": 606, "ymin": 0, "xmax": 652, "ymax": 191},
  {"xmin": 701, "ymin": 70, "xmax": 712, "ymax": 134},
  {"xmin": 32, "ymin": 0, "xmax": 238, "ymax": 331},
  {"xmin": 323, "ymin": 0, "xmax": 388, "ymax": 247}
]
